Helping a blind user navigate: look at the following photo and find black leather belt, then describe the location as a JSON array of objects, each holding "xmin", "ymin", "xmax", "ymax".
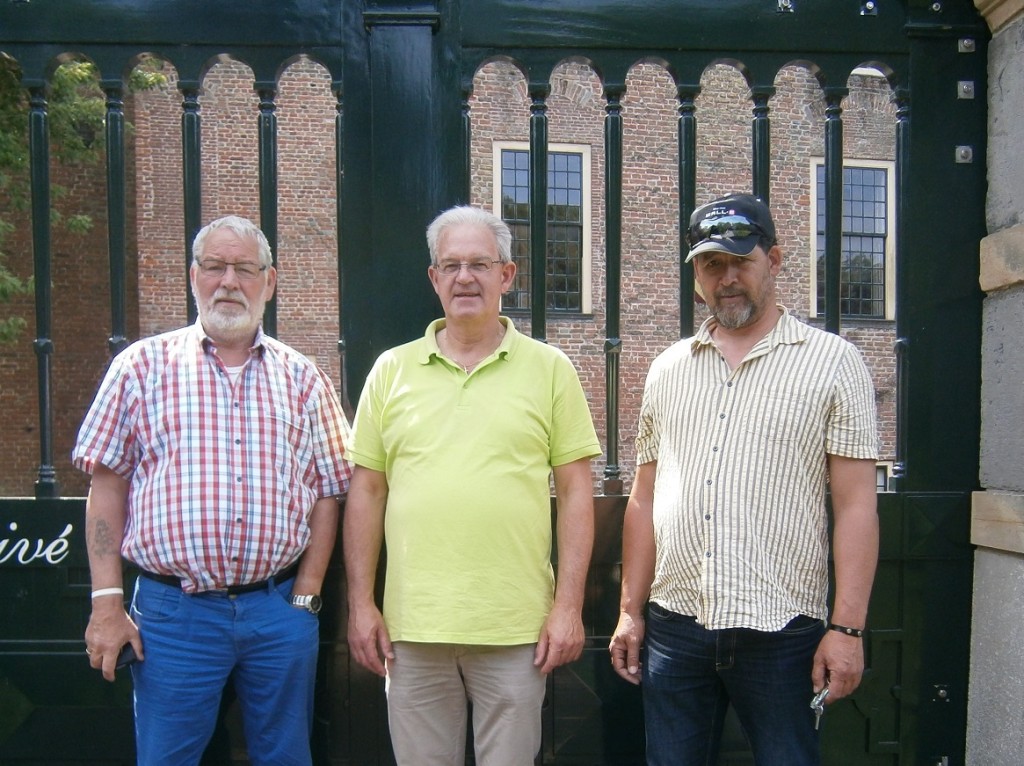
[{"xmin": 139, "ymin": 561, "xmax": 299, "ymax": 594}]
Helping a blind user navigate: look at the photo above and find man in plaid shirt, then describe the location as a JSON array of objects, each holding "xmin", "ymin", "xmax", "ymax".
[{"xmin": 73, "ymin": 215, "xmax": 352, "ymax": 766}]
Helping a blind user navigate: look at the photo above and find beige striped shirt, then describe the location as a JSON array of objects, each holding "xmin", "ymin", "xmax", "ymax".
[{"xmin": 636, "ymin": 307, "xmax": 878, "ymax": 631}]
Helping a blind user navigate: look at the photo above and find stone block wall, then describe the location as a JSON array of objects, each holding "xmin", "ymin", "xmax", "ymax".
[{"xmin": 968, "ymin": 5, "xmax": 1024, "ymax": 760}]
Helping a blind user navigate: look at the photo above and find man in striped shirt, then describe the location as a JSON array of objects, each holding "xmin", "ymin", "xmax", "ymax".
[
  {"xmin": 609, "ymin": 194, "xmax": 879, "ymax": 765},
  {"xmin": 73, "ymin": 215, "xmax": 352, "ymax": 765}
]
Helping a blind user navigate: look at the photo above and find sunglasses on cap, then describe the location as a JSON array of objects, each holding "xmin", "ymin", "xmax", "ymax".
[{"xmin": 686, "ymin": 214, "xmax": 766, "ymax": 248}]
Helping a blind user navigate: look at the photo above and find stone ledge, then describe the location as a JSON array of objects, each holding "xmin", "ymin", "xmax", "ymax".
[
  {"xmin": 979, "ymin": 224, "xmax": 1024, "ymax": 293},
  {"xmin": 975, "ymin": 0, "xmax": 1024, "ymax": 33},
  {"xmin": 972, "ymin": 491, "xmax": 1024, "ymax": 554}
]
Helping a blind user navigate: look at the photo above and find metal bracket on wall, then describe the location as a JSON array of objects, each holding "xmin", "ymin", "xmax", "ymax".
[
  {"xmin": 861, "ymin": 1, "xmax": 879, "ymax": 15},
  {"xmin": 777, "ymin": 0, "xmax": 794, "ymax": 12}
]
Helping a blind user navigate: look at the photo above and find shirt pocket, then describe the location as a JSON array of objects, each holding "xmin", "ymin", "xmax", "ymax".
[{"xmin": 742, "ymin": 394, "xmax": 801, "ymax": 444}]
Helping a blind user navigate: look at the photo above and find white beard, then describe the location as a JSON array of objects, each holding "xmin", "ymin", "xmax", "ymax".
[{"xmin": 196, "ymin": 288, "xmax": 264, "ymax": 343}]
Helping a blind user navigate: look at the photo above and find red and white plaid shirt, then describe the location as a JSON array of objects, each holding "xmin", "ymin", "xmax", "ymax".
[{"xmin": 73, "ymin": 321, "xmax": 353, "ymax": 593}]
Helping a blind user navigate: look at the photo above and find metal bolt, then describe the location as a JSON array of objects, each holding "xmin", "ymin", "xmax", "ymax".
[
  {"xmin": 955, "ymin": 146, "xmax": 973, "ymax": 163},
  {"xmin": 958, "ymin": 38, "xmax": 976, "ymax": 53},
  {"xmin": 931, "ymin": 2, "xmax": 942, "ymax": 11},
  {"xmin": 861, "ymin": 1, "xmax": 877, "ymax": 15},
  {"xmin": 958, "ymin": 81, "xmax": 975, "ymax": 99}
]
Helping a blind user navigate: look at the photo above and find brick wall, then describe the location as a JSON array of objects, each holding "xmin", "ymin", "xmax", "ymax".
[
  {"xmin": 469, "ymin": 61, "xmax": 898, "ymax": 491},
  {"xmin": 133, "ymin": 58, "xmax": 341, "ymax": 386},
  {"xmin": 0, "ymin": 103, "xmax": 139, "ymax": 497},
  {"xmin": 0, "ymin": 57, "xmax": 339, "ymax": 497},
  {"xmin": 0, "ymin": 56, "xmax": 897, "ymax": 497}
]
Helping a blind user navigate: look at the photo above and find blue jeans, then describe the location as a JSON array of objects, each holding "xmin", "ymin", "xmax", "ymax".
[
  {"xmin": 642, "ymin": 602, "xmax": 826, "ymax": 766},
  {"xmin": 129, "ymin": 574, "xmax": 320, "ymax": 766}
]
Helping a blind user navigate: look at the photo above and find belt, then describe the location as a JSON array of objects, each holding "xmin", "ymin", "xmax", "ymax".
[{"xmin": 139, "ymin": 561, "xmax": 299, "ymax": 594}]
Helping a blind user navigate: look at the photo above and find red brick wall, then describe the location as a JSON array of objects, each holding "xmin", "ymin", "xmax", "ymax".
[
  {"xmin": 0, "ymin": 56, "xmax": 897, "ymax": 497},
  {"xmin": 0, "ymin": 56, "xmax": 340, "ymax": 496},
  {"xmin": 133, "ymin": 58, "xmax": 341, "ymax": 389},
  {"xmin": 469, "ymin": 61, "xmax": 898, "ymax": 491},
  {"xmin": 0, "ymin": 93, "xmax": 139, "ymax": 497}
]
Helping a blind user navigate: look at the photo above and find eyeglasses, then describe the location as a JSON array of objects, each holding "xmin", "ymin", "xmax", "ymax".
[
  {"xmin": 433, "ymin": 259, "xmax": 503, "ymax": 276},
  {"xmin": 196, "ymin": 259, "xmax": 267, "ymax": 280},
  {"xmin": 687, "ymin": 215, "xmax": 764, "ymax": 248}
]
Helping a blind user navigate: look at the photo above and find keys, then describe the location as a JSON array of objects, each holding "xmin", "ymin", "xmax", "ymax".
[{"xmin": 810, "ymin": 685, "xmax": 830, "ymax": 730}]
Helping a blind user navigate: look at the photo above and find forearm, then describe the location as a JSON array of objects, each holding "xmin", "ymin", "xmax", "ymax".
[
  {"xmin": 828, "ymin": 456, "xmax": 879, "ymax": 627},
  {"xmin": 84, "ymin": 465, "xmax": 138, "ymax": 680},
  {"xmin": 342, "ymin": 467, "xmax": 387, "ymax": 610},
  {"xmin": 552, "ymin": 459, "xmax": 595, "ymax": 613},
  {"xmin": 831, "ymin": 508, "xmax": 878, "ymax": 626},
  {"xmin": 85, "ymin": 465, "xmax": 130, "ymax": 591},
  {"xmin": 294, "ymin": 496, "xmax": 339, "ymax": 593},
  {"xmin": 619, "ymin": 462, "xmax": 657, "ymax": 618}
]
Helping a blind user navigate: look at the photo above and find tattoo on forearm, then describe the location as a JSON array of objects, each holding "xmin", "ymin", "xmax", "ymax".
[{"xmin": 90, "ymin": 518, "xmax": 120, "ymax": 558}]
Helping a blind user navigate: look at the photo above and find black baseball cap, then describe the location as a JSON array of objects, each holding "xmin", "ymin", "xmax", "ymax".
[{"xmin": 685, "ymin": 194, "xmax": 776, "ymax": 263}]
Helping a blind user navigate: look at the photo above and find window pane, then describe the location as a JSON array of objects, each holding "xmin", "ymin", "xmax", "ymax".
[
  {"xmin": 499, "ymin": 148, "xmax": 584, "ymax": 312},
  {"xmin": 815, "ymin": 163, "xmax": 887, "ymax": 319}
]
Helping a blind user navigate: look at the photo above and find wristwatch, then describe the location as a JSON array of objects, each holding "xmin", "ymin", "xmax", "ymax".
[{"xmin": 291, "ymin": 594, "xmax": 323, "ymax": 614}]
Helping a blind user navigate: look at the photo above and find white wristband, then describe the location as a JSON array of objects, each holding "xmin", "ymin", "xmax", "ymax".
[{"xmin": 91, "ymin": 587, "xmax": 125, "ymax": 599}]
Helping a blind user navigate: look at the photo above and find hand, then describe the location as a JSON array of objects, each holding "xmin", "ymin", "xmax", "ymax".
[
  {"xmin": 534, "ymin": 603, "xmax": 584, "ymax": 674},
  {"xmin": 85, "ymin": 597, "xmax": 143, "ymax": 683},
  {"xmin": 811, "ymin": 629, "xmax": 865, "ymax": 701},
  {"xmin": 608, "ymin": 610, "xmax": 644, "ymax": 685},
  {"xmin": 347, "ymin": 602, "xmax": 393, "ymax": 677}
]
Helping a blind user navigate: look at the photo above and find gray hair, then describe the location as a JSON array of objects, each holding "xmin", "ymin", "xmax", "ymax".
[
  {"xmin": 192, "ymin": 215, "xmax": 273, "ymax": 268},
  {"xmin": 425, "ymin": 206, "xmax": 512, "ymax": 265}
]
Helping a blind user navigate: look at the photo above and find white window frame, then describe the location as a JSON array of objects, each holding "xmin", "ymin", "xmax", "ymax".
[
  {"xmin": 809, "ymin": 158, "xmax": 896, "ymax": 321},
  {"xmin": 492, "ymin": 140, "xmax": 593, "ymax": 315}
]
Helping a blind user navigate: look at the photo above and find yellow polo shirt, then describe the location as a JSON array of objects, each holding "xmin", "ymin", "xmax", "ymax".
[{"xmin": 350, "ymin": 317, "xmax": 601, "ymax": 644}]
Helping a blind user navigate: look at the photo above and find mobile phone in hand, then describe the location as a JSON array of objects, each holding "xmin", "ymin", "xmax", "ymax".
[{"xmin": 116, "ymin": 643, "xmax": 138, "ymax": 669}]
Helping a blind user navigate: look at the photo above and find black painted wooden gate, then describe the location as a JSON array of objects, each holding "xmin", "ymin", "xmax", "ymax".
[{"xmin": 0, "ymin": 1, "xmax": 985, "ymax": 764}]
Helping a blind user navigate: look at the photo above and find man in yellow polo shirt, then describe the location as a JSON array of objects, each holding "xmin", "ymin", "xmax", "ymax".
[{"xmin": 344, "ymin": 205, "xmax": 601, "ymax": 766}]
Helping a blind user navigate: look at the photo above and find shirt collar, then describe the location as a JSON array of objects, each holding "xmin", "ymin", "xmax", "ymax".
[
  {"xmin": 194, "ymin": 319, "xmax": 267, "ymax": 359},
  {"xmin": 690, "ymin": 305, "xmax": 805, "ymax": 354},
  {"xmin": 418, "ymin": 316, "xmax": 518, "ymax": 365}
]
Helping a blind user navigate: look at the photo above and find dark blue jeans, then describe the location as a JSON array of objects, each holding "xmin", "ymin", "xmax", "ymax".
[{"xmin": 642, "ymin": 602, "xmax": 826, "ymax": 766}]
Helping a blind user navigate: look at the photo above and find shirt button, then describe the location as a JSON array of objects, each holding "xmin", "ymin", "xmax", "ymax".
[
  {"xmin": 712, "ymin": 446, "xmax": 719, "ymax": 452},
  {"xmin": 705, "ymin": 552, "xmax": 712, "ymax": 558},
  {"xmin": 706, "ymin": 479, "xmax": 712, "ymax": 485},
  {"xmin": 727, "ymin": 381, "xmax": 733, "ymax": 387},
  {"xmin": 719, "ymin": 413, "xmax": 725, "ymax": 419},
  {"xmin": 235, "ymin": 438, "xmax": 241, "ymax": 445},
  {"xmin": 704, "ymin": 514, "xmax": 711, "ymax": 520},
  {"xmin": 234, "ymin": 402, "xmax": 240, "ymax": 408}
]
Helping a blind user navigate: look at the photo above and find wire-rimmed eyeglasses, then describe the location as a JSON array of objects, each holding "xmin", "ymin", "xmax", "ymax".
[
  {"xmin": 432, "ymin": 259, "xmax": 503, "ymax": 276},
  {"xmin": 196, "ymin": 259, "xmax": 268, "ymax": 280}
]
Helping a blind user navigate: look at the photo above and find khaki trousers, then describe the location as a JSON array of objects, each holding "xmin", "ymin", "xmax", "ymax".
[{"xmin": 385, "ymin": 641, "xmax": 546, "ymax": 766}]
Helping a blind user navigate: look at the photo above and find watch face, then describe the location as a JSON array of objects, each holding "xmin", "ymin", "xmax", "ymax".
[{"xmin": 308, "ymin": 594, "xmax": 323, "ymax": 614}]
